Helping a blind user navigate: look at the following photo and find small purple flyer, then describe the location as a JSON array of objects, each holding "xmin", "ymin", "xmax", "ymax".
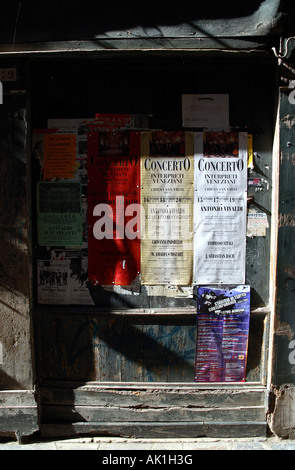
[{"xmin": 195, "ymin": 285, "xmax": 250, "ymax": 382}]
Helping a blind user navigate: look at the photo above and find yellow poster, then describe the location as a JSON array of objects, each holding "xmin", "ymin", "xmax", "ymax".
[
  {"xmin": 43, "ymin": 134, "xmax": 76, "ymax": 180},
  {"xmin": 140, "ymin": 131, "xmax": 194, "ymax": 285}
]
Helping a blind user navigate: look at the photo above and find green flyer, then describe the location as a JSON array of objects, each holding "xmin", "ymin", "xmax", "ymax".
[{"xmin": 37, "ymin": 182, "xmax": 82, "ymax": 247}]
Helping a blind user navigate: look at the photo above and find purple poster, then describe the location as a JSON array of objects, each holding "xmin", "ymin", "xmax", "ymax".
[{"xmin": 195, "ymin": 285, "xmax": 250, "ymax": 382}]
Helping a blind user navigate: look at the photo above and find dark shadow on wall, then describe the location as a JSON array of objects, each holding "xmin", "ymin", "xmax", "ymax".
[
  {"xmin": 0, "ymin": 0, "xmax": 283, "ymax": 44},
  {"xmin": 0, "ymin": 96, "xmax": 30, "ymax": 302},
  {"xmin": 0, "ymin": 369, "xmax": 23, "ymax": 390},
  {"xmin": 0, "ymin": 96, "xmax": 34, "ymax": 394},
  {"xmin": 35, "ymin": 313, "xmax": 196, "ymax": 383}
]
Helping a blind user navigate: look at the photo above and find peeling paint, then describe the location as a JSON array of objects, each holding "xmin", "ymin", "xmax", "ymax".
[
  {"xmin": 269, "ymin": 385, "xmax": 295, "ymax": 438},
  {"xmin": 280, "ymin": 151, "xmax": 295, "ymax": 164},
  {"xmin": 278, "ymin": 213, "xmax": 295, "ymax": 227},
  {"xmin": 282, "ymin": 114, "xmax": 295, "ymax": 129},
  {"xmin": 275, "ymin": 321, "xmax": 293, "ymax": 340}
]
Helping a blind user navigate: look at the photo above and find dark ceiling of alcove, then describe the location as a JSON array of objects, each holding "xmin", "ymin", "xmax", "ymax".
[{"xmin": 0, "ymin": 0, "xmax": 291, "ymax": 44}]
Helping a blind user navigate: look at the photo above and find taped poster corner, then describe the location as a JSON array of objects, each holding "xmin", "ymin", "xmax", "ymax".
[
  {"xmin": 102, "ymin": 274, "xmax": 141, "ymax": 295},
  {"xmin": 145, "ymin": 285, "xmax": 194, "ymax": 298}
]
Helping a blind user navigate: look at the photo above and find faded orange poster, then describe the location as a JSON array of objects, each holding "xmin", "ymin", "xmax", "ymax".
[{"xmin": 43, "ymin": 134, "xmax": 76, "ymax": 180}]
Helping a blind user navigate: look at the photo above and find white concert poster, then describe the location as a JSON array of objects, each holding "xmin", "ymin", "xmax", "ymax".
[{"xmin": 194, "ymin": 132, "xmax": 248, "ymax": 284}]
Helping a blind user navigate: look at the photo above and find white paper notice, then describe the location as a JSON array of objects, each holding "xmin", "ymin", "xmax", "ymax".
[
  {"xmin": 194, "ymin": 132, "xmax": 248, "ymax": 284},
  {"xmin": 247, "ymin": 210, "xmax": 269, "ymax": 237},
  {"xmin": 182, "ymin": 94, "xmax": 229, "ymax": 129}
]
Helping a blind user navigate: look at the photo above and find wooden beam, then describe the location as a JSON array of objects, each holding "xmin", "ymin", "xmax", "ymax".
[{"xmin": 0, "ymin": 38, "xmax": 270, "ymax": 57}]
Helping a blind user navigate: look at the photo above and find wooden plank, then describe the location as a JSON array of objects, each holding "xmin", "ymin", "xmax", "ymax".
[
  {"xmin": 40, "ymin": 379, "xmax": 266, "ymax": 390},
  {"xmin": 0, "ymin": 390, "xmax": 39, "ymax": 441},
  {"xmin": 121, "ymin": 322, "xmax": 145, "ymax": 382},
  {"xmin": 39, "ymin": 382, "xmax": 267, "ymax": 438},
  {"xmin": 36, "ymin": 315, "xmax": 198, "ymax": 383},
  {"xmin": 272, "ymin": 90, "xmax": 295, "ymax": 386},
  {"xmin": 40, "ymin": 380, "xmax": 267, "ymax": 434},
  {"xmin": 40, "ymin": 386, "xmax": 267, "ymax": 408},
  {"xmin": 0, "ymin": 411, "xmax": 38, "ymax": 434},
  {"xmin": 0, "ymin": 39, "xmax": 270, "ymax": 57},
  {"xmin": 35, "ymin": 306, "xmax": 270, "ymax": 316},
  {"xmin": 40, "ymin": 421, "xmax": 267, "ymax": 439},
  {"xmin": 142, "ymin": 323, "xmax": 196, "ymax": 382},
  {"xmin": 96, "ymin": 318, "xmax": 123, "ymax": 382},
  {"xmin": 0, "ymin": 390, "xmax": 37, "ymax": 407},
  {"xmin": 41, "ymin": 404, "xmax": 266, "ymax": 423},
  {"xmin": 142, "ymin": 324, "xmax": 171, "ymax": 382},
  {"xmin": 35, "ymin": 307, "xmax": 269, "ymax": 383}
]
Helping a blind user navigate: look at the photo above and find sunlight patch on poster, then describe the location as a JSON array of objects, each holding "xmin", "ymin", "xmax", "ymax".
[{"xmin": 194, "ymin": 132, "xmax": 248, "ymax": 284}]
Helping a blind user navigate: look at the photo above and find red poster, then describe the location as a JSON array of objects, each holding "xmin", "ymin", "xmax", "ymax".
[{"xmin": 87, "ymin": 130, "xmax": 141, "ymax": 285}]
